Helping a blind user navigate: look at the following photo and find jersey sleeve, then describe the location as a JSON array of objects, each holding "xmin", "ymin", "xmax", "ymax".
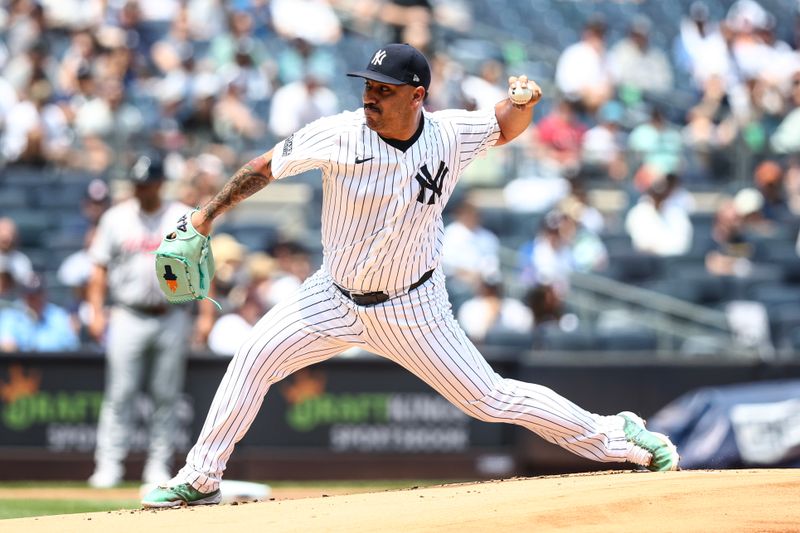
[
  {"xmin": 271, "ymin": 114, "xmax": 340, "ymax": 180},
  {"xmin": 432, "ymin": 108, "xmax": 501, "ymax": 169},
  {"xmin": 88, "ymin": 210, "xmax": 115, "ymax": 267}
]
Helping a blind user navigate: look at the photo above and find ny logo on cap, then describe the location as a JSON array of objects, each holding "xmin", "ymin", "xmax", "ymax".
[{"xmin": 371, "ymin": 49, "xmax": 387, "ymax": 66}]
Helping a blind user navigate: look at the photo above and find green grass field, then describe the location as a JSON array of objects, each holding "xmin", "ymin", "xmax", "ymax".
[
  {"xmin": 0, "ymin": 480, "xmax": 449, "ymax": 520},
  {"xmin": 0, "ymin": 499, "xmax": 139, "ymax": 520}
]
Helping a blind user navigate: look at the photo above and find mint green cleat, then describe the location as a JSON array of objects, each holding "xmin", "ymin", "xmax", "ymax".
[
  {"xmin": 141, "ymin": 482, "xmax": 222, "ymax": 509},
  {"xmin": 619, "ymin": 411, "xmax": 680, "ymax": 472}
]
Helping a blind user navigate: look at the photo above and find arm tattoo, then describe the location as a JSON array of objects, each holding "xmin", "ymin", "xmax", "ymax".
[{"xmin": 202, "ymin": 157, "xmax": 272, "ymax": 220}]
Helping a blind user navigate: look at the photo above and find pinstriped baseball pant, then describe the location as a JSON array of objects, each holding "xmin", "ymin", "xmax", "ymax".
[{"xmin": 177, "ymin": 268, "xmax": 632, "ymax": 492}]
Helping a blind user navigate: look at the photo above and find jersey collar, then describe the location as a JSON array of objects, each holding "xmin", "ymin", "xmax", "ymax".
[{"xmin": 377, "ymin": 113, "xmax": 425, "ymax": 153}]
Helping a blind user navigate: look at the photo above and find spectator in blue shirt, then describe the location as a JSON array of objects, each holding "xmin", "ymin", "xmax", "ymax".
[{"xmin": 0, "ymin": 274, "xmax": 78, "ymax": 352}]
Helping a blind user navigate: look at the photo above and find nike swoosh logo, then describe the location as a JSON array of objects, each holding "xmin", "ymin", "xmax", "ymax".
[{"xmin": 355, "ymin": 156, "xmax": 374, "ymax": 164}]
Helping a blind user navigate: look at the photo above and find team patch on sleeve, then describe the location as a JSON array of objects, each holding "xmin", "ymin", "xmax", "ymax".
[{"xmin": 282, "ymin": 134, "xmax": 294, "ymax": 156}]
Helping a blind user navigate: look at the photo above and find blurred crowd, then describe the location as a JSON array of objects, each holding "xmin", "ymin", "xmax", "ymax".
[{"xmin": 2, "ymin": 0, "xmax": 800, "ymax": 355}]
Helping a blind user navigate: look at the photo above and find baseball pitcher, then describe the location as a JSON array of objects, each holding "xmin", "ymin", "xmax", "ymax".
[{"xmin": 143, "ymin": 43, "xmax": 678, "ymax": 508}]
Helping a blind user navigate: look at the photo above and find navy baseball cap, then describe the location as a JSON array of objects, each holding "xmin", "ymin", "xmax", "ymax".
[
  {"xmin": 128, "ymin": 155, "xmax": 165, "ymax": 184},
  {"xmin": 347, "ymin": 43, "xmax": 431, "ymax": 92}
]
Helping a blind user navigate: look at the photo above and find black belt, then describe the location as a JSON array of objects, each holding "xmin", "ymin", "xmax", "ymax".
[
  {"xmin": 123, "ymin": 303, "xmax": 170, "ymax": 316},
  {"xmin": 335, "ymin": 269, "xmax": 434, "ymax": 306}
]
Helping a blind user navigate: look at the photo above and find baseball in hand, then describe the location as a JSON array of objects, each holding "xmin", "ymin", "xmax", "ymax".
[{"xmin": 508, "ymin": 75, "xmax": 536, "ymax": 105}]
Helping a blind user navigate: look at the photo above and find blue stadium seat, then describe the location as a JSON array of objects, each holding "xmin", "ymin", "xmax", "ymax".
[
  {"xmin": 604, "ymin": 252, "xmax": 664, "ymax": 283},
  {"xmin": 0, "ymin": 185, "xmax": 29, "ymax": 208},
  {"xmin": 0, "ymin": 165, "xmax": 53, "ymax": 185},
  {"xmin": 483, "ymin": 328, "xmax": 535, "ymax": 349},
  {"xmin": 19, "ymin": 247, "xmax": 51, "ymax": 272},
  {"xmin": 535, "ymin": 324, "xmax": 595, "ymax": 352},
  {"xmin": 601, "ymin": 233, "xmax": 634, "ymax": 256},
  {"xmin": 747, "ymin": 283, "xmax": 800, "ymax": 309},
  {"xmin": 767, "ymin": 302, "xmax": 800, "ymax": 353},
  {"xmin": 680, "ymin": 334, "xmax": 729, "ymax": 357},
  {"xmin": 724, "ymin": 263, "xmax": 786, "ymax": 300},
  {"xmin": 5, "ymin": 210, "xmax": 50, "ymax": 247},
  {"xmin": 661, "ymin": 262, "xmax": 729, "ymax": 305},
  {"xmin": 643, "ymin": 278, "xmax": 703, "ymax": 304},
  {"xmin": 596, "ymin": 328, "xmax": 658, "ymax": 352},
  {"xmin": 42, "ymin": 229, "xmax": 86, "ymax": 251},
  {"xmin": 35, "ymin": 181, "xmax": 91, "ymax": 209}
]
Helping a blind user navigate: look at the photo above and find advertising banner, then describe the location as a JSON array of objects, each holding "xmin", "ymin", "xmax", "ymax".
[
  {"xmin": 0, "ymin": 353, "xmax": 515, "ymax": 455},
  {"xmin": 0, "ymin": 359, "xmax": 194, "ymax": 453}
]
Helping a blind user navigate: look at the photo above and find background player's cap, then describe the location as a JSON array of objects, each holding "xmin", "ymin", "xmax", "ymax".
[
  {"xmin": 128, "ymin": 154, "xmax": 164, "ymax": 184},
  {"xmin": 347, "ymin": 43, "xmax": 431, "ymax": 92}
]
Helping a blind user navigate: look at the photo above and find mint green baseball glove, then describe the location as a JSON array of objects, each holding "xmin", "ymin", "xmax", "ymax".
[{"xmin": 154, "ymin": 210, "xmax": 220, "ymax": 308}]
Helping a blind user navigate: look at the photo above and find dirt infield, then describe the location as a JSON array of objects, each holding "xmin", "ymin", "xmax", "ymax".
[{"xmin": 3, "ymin": 469, "xmax": 799, "ymax": 532}]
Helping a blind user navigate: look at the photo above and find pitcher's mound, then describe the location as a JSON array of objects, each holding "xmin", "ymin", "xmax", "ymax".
[{"xmin": 5, "ymin": 469, "xmax": 799, "ymax": 532}]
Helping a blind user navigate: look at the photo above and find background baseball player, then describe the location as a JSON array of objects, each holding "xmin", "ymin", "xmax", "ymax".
[
  {"xmin": 87, "ymin": 156, "xmax": 195, "ymax": 488},
  {"xmin": 143, "ymin": 43, "xmax": 678, "ymax": 508}
]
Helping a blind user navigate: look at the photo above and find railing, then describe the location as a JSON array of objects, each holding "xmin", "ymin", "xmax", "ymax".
[{"xmin": 565, "ymin": 271, "xmax": 760, "ymax": 358}]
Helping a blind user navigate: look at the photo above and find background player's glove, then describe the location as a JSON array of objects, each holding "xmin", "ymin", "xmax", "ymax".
[{"xmin": 154, "ymin": 209, "xmax": 220, "ymax": 308}]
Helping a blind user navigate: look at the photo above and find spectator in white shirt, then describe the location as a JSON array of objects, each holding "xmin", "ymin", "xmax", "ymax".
[
  {"xmin": 0, "ymin": 218, "xmax": 33, "ymax": 288},
  {"xmin": 460, "ymin": 59, "xmax": 508, "ymax": 111},
  {"xmin": 608, "ymin": 16, "xmax": 674, "ymax": 96},
  {"xmin": 581, "ymin": 100, "xmax": 628, "ymax": 181},
  {"xmin": 269, "ymin": 74, "xmax": 339, "ymax": 138},
  {"xmin": 441, "ymin": 198, "xmax": 501, "ymax": 293},
  {"xmin": 270, "ymin": 0, "xmax": 342, "ymax": 46},
  {"xmin": 1, "ymin": 78, "xmax": 66, "ymax": 165},
  {"xmin": 208, "ymin": 290, "xmax": 265, "ymax": 356},
  {"xmin": 673, "ymin": 2, "xmax": 733, "ymax": 90},
  {"xmin": 517, "ymin": 211, "xmax": 576, "ymax": 296},
  {"xmin": 457, "ymin": 277, "xmax": 533, "ymax": 343},
  {"xmin": 555, "ymin": 16, "xmax": 613, "ymax": 113},
  {"xmin": 625, "ymin": 177, "xmax": 693, "ymax": 256}
]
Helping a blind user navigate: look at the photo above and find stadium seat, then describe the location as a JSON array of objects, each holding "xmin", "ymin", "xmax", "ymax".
[
  {"xmin": 662, "ymin": 263, "xmax": 729, "ymax": 305},
  {"xmin": 483, "ymin": 328, "xmax": 535, "ymax": 349},
  {"xmin": 680, "ymin": 335, "xmax": 730, "ymax": 358},
  {"xmin": 34, "ymin": 181, "xmax": 91, "ymax": 209},
  {"xmin": 5, "ymin": 210, "xmax": 50, "ymax": 247},
  {"xmin": 725, "ymin": 263, "xmax": 787, "ymax": 300},
  {"xmin": 767, "ymin": 303, "xmax": 800, "ymax": 354},
  {"xmin": 747, "ymin": 284, "xmax": 800, "ymax": 309},
  {"xmin": 595, "ymin": 328, "xmax": 658, "ymax": 352},
  {"xmin": 601, "ymin": 233, "xmax": 634, "ymax": 256},
  {"xmin": 0, "ymin": 165, "xmax": 53, "ymax": 185},
  {"xmin": 604, "ymin": 252, "xmax": 664, "ymax": 283},
  {"xmin": 42, "ymin": 228, "xmax": 86, "ymax": 251},
  {"xmin": 643, "ymin": 278, "xmax": 703, "ymax": 304},
  {"xmin": 755, "ymin": 242, "xmax": 800, "ymax": 284},
  {"xmin": 535, "ymin": 324, "xmax": 595, "ymax": 352},
  {"xmin": 20, "ymin": 247, "xmax": 62, "ymax": 272},
  {"xmin": 0, "ymin": 185, "xmax": 28, "ymax": 208}
]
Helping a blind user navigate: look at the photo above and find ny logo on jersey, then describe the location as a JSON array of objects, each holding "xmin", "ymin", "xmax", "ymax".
[
  {"xmin": 371, "ymin": 49, "xmax": 387, "ymax": 66},
  {"xmin": 415, "ymin": 162, "xmax": 448, "ymax": 205}
]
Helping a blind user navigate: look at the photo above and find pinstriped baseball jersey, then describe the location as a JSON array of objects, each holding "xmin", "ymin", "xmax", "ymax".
[
  {"xmin": 148, "ymin": 44, "xmax": 679, "ymax": 507},
  {"xmin": 170, "ymin": 107, "xmax": 647, "ymax": 494},
  {"xmin": 271, "ymin": 108, "xmax": 500, "ymax": 293}
]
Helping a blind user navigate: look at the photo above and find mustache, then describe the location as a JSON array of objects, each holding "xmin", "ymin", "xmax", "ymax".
[{"xmin": 363, "ymin": 104, "xmax": 380, "ymax": 113}]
